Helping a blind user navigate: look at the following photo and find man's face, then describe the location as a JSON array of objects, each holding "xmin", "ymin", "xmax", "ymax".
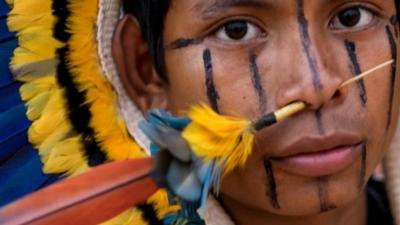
[{"xmin": 162, "ymin": 0, "xmax": 399, "ymax": 216}]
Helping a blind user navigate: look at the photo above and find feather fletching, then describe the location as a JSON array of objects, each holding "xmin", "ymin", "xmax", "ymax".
[{"xmin": 182, "ymin": 104, "xmax": 255, "ymax": 175}]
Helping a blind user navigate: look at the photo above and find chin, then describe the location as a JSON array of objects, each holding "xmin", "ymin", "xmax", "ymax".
[{"xmin": 220, "ymin": 156, "xmax": 366, "ymax": 217}]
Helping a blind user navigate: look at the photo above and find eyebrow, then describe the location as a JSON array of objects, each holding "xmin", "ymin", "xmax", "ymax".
[{"xmin": 193, "ymin": 0, "xmax": 270, "ymax": 19}]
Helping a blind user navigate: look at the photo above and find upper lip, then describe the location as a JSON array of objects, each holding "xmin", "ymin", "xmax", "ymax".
[{"xmin": 270, "ymin": 131, "xmax": 363, "ymax": 159}]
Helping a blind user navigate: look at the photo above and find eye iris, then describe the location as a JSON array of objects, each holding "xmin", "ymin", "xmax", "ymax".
[
  {"xmin": 338, "ymin": 8, "xmax": 361, "ymax": 27},
  {"xmin": 224, "ymin": 21, "xmax": 248, "ymax": 39}
]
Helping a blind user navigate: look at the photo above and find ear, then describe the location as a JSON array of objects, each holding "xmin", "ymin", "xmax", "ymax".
[{"xmin": 112, "ymin": 15, "xmax": 167, "ymax": 113}]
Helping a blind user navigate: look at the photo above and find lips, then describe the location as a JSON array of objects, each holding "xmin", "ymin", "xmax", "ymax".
[{"xmin": 268, "ymin": 132, "xmax": 363, "ymax": 177}]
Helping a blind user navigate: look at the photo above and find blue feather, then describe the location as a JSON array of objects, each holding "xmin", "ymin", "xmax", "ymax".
[
  {"xmin": 0, "ymin": 104, "xmax": 31, "ymax": 162},
  {"xmin": 0, "ymin": 16, "xmax": 17, "ymax": 89},
  {"xmin": 0, "ymin": 82, "xmax": 22, "ymax": 113},
  {"xmin": 0, "ymin": 40, "xmax": 17, "ymax": 88},
  {"xmin": 0, "ymin": 145, "xmax": 60, "ymax": 207},
  {"xmin": 0, "ymin": 0, "xmax": 9, "ymax": 17},
  {"xmin": 0, "ymin": 17, "xmax": 14, "ymax": 41}
]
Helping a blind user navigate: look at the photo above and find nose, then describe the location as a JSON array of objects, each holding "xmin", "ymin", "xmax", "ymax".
[{"xmin": 274, "ymin": 31, "xmax": 345, "ymax": 110}]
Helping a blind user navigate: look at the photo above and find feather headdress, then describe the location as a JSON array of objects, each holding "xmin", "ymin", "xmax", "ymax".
[{"xmin": 3, "ymin": 0, "xmax": 180, "ymax": 223}]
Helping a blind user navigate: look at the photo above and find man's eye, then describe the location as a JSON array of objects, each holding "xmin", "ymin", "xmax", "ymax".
[
  {"xmin": 215, "ymin": 20, "xmax": 265, "ymax": 42},
  {"xmin": 330, "ymin": 7, "xmax": 375, "ymax": 30}
]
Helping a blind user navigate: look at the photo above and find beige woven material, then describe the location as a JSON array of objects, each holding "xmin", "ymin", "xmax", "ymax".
[
  {"xmin": 204, "ymin": 197, "xmax": 235, "ymax": 225},
  {"xmin": 97, "ymin": 0, "xmax": 151, "ymax": 154},
  {"xmin": 95, "ymin": 0, "xmax": 400, "ymax": 224}
]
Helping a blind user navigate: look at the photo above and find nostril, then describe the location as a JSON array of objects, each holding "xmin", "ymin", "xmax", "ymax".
[{"xmin": 332, "ymin": 89, "xmax": 342, "ymax": 99}]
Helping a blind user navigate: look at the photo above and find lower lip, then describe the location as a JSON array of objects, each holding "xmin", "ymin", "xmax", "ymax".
[{"xmin": 271, "ymin": 144, "xmax": 361, "ymax": 177}]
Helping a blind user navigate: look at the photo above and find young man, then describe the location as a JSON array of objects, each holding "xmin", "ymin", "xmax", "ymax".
[
  {"xmin": 114, "ymin": 1, "xmax": 399, "ymax": 224},
  {"xmin": 1, "ymin": 0, "xmax": 399, "ymax": 224}
]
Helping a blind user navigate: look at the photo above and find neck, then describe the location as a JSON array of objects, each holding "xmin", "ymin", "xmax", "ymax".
[{"xmin": 219, "ymin": 191, "xmax": 367, "ymax": 225}]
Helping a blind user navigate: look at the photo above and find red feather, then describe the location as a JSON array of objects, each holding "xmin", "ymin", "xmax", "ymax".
[{"xmin": 0, "ymin": 158, "xmax": 158, "ymax": 225}]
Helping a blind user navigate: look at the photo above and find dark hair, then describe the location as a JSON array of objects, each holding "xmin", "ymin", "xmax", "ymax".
[
  {"xmin": 396, "ymin": 0, "xmax": 400, "ymax": 21},
  {"xmin": 123, "ymin": 0, "xmax": 171, "ymax": 80}
]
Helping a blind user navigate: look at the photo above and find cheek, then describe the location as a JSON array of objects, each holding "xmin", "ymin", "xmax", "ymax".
[
  {"xmin": 164, "ymin": 48, "xmax": 207, "ymax": 113},
  {"xmin": 164, "ymin": 47, "xmax": 263, "ymax": 117},
  {"xmin": 211, "ymin": 49, "xmax": 262, "ymax": 117}
]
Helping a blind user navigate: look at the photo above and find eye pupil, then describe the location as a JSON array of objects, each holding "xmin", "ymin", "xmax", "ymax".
[
  {"xmin": 224, "ymin": 21, "xmax": 248, "ymax": 40},
  {"xmin": 338, "ymin": 8, "xmax": 361, "ymax": 27}
]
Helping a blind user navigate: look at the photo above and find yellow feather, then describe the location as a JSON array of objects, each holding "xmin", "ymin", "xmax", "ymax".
[
  {"xmin": 100, "ymin": 208, "xmax": 148, "ymax": 225},
  {"xmin": 19, "ymin": 78, "xmax": 53, "ymax": 101},
  {"xmin": 28, "ymin": 89, "xmax": 69, "ymax": 145},
  {"xmin": 147, "ymin": 190, "xmax": 181, "ymax": 219},
  {"xmin": 8, "ymin": 0, "xmax": 62, "ymax": 68},
  {"xmin": 25, "ymin": 91, "xmax": 49, "ymax": 120},
  {"xmin": 182, "ymin": 104, "xmax": 255, "ymax": 174},
  {"xmin": 5, "ymin": 0, "xmax": 13, "ymax": 7},
  {"xmin": 42, "ymin": 137, "xmax": 88, "ymax": 176}
]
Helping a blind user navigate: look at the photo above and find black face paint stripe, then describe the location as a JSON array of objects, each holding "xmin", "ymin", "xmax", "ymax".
[
  {"xmin": 203, "ymin": 49, "xmax": 220, "ymax": 112},
  {"xmin": 390, "ymin": 15, "xmax": 399, "ymax": 37},
  {"xmin": 317, "ymin": 177, "xmax": 337, "ymax": 212},
  {"xmin": 296, "ymin": 0, "xmax": 323, "ymax": 90},
  {"xmin": 314, "ymin": 109, "xmax": 325, "ymax": 134},
  {"xmin": 359, "ymin": 143, "xmax": 367, "ymax": 190},
  {"xmin": 344, "ymin": 40, "xmax": 368, "ymax": 106},
  {"xmin": 385, "ymin": 26, "xmax": 397, "ymax": 129},
  {"xmin": 52, "ymin": 0, "xmax": 107, "ymax": 166},
  {"xmin": 264, "ymin": 159, "xmax": 280, "ymax": 209},
  {"xmin": 168, "ymin": 38, "xmax": 202, "ymax": 49},
  {"xmin": 249, "ymin": 53, "xmax": 268, "ymax": 113}
]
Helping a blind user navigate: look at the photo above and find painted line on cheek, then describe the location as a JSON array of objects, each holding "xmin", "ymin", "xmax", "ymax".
[
  {"xmin": 385, "ymin": 26, "xmax": 397, "ymax": 129},
  {"xmin": 344, "ymin": 40, "xmax": 368, "ymax": 107},
  {"xmin": 296, "ymin": 0, "xmax": 323, "ymax": 90},
  {"xmin": 390, "ymin": 15, "xmax": 399, "ymax": 37},
  {"xmin": 317, "ymin": 177, "xmax": 337, "ymax": 212},
  {"xmin": 249, "ymin": 53, "xmax": 268, "ymax": 113},
  {"xmin": 168, "ymin": 38, "xmax": 203, "ymax": 50},
  {"xmin": 359, "ymin": 143, "xmax": 367, "ymax": 190},
  {"xmin": 264, "ymin": 159, "xmax": 280, "ymax": 209},
  {"xmin": 203, "ymin": 49, "xmax": 220, "ymax": 112},
  {"xmin": 314, "ymin": 109, "xmax": 325, "ymax": 134},
  {"xmin": 394, "ymin": 0, "xmax": 400, "ymax": 27}
]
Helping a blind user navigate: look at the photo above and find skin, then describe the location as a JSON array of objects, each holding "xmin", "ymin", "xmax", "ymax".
[{"xmin": 113, "ymin": 1, "xmax": 399, "ymax": 225}]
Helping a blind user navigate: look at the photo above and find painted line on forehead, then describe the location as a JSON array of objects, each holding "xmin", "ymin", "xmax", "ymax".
[
  {"xmin": 344, "ymin": 40, "xmax": 368, "ymax": 107},
  {"xmin": 296, "ymin": 0, "xmax": 323, "ymax": 90},
  {"xmin": 203, "ymin": 48, "xmax": 220, "ymax": 112},
  {"xmin": 385, "ymin": 26, "xmax": 397, "ymax": 129},
  {"xmin": 249, "ymin": 53, "xmax": 268, "ymax": 113},
  {"xmin": 359, "ymin": 143, "xmax": 367, "ymax": 190},
  {"xmin": 167, "ymin": 38, "xmax": 203, "ymax": 50},
  {"xmin": 314, "ymin": 109, "xmax": 325, "ymax": 134},
  {"xmin": 264, "ymin": 159, "xmax": 280, "ymax": 209},
  {"xmin": 317, "ymin": 177, "xmax": 337, "ymax": 212}
]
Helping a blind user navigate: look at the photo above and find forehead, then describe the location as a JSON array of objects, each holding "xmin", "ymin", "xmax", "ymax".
[{"xmin": 169, "ymin": 0, "xmax": 396, "ymax": 17}]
